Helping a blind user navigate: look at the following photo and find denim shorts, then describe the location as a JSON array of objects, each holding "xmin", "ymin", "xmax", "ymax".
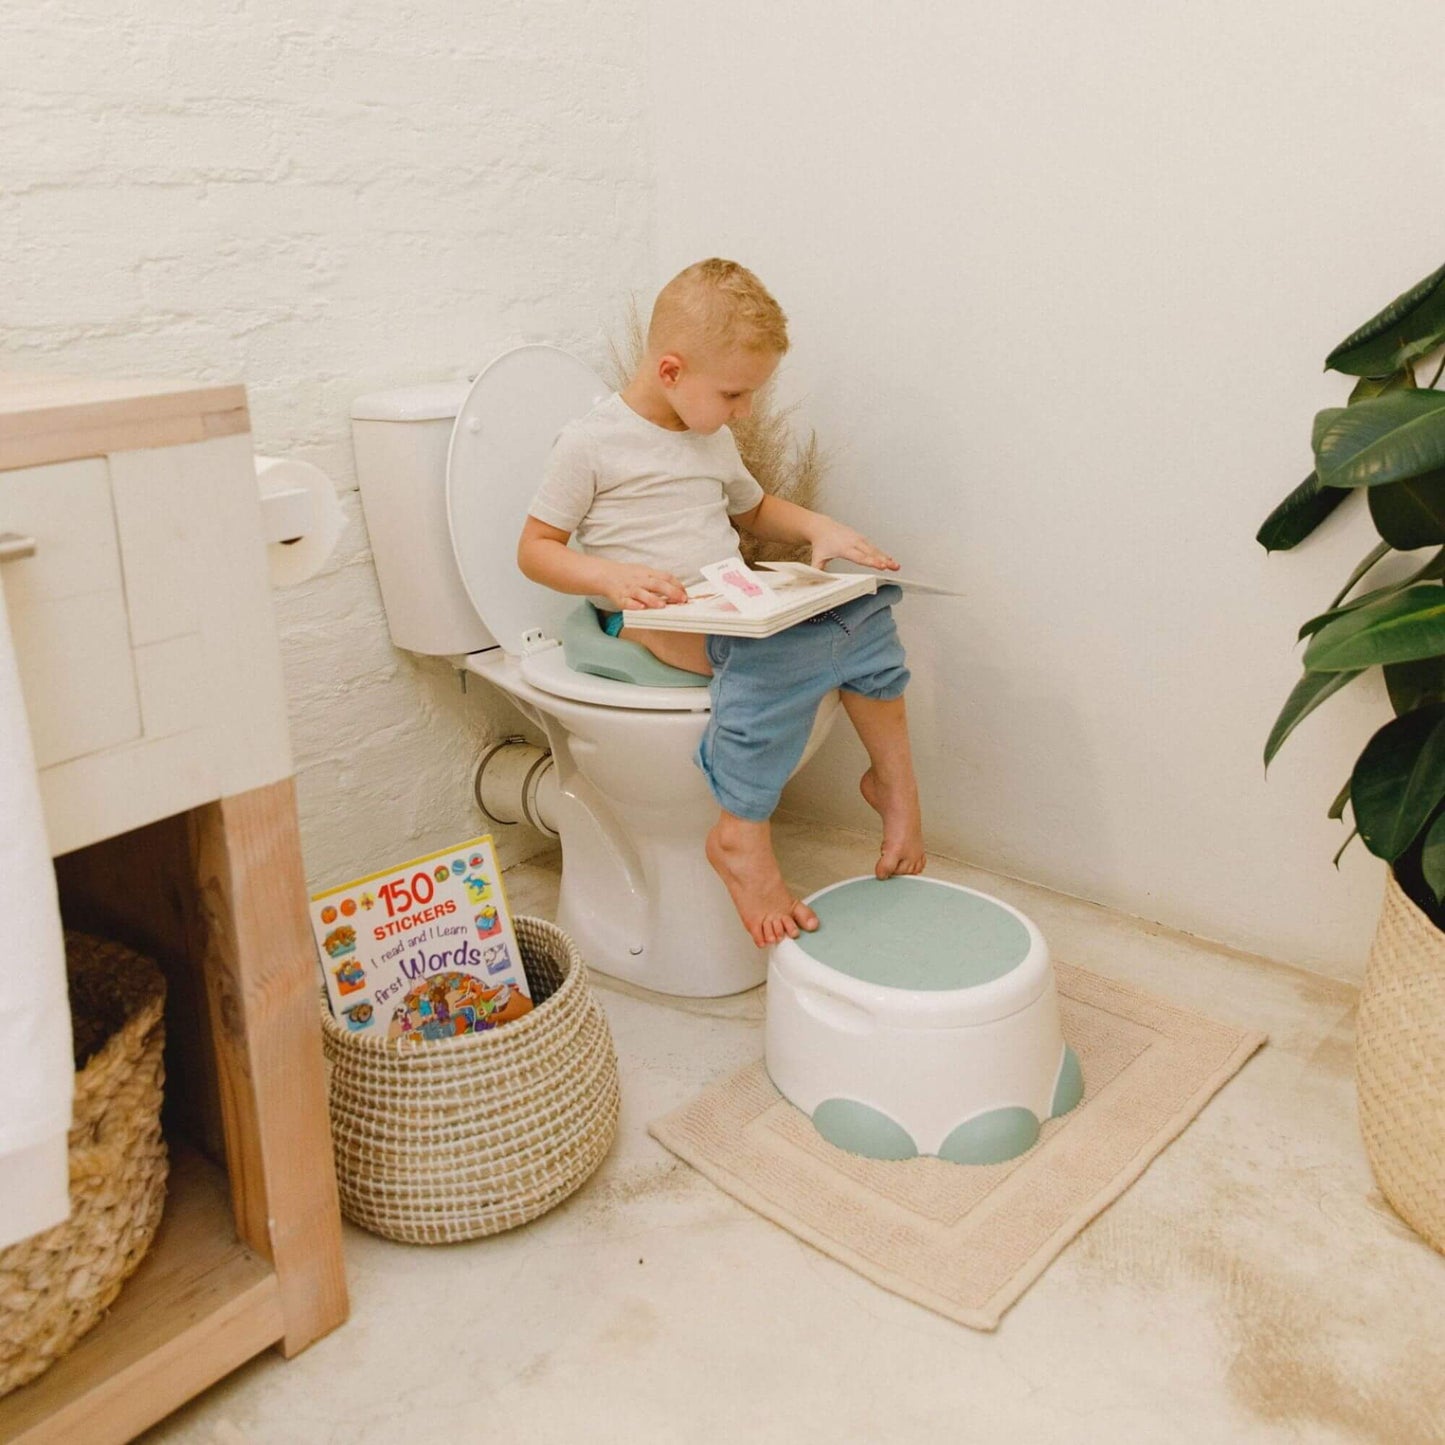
[{"xmin": 695, "ymin": 585, "xmax": 908, "ymax": 821}]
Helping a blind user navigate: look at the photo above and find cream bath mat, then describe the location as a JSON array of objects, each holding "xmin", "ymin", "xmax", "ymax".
[{"xmin": 649, "ymin": 961, "xmax": 1266, "ymax": 1330}]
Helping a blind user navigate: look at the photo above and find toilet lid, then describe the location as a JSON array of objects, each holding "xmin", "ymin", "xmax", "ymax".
[{"xmin": 447, "ymin": 345, "xmax": 612, "ymax": 658}]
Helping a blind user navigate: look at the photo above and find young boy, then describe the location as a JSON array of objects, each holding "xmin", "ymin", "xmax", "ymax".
[{"xmin": 517, "ymin": 259, "xmax": 924, "ymax": 947}]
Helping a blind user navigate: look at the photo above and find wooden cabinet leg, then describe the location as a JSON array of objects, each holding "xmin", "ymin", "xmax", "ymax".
[{"xmin": 190, "ymin": 777, "xmax": 349, "ymax": 1355}]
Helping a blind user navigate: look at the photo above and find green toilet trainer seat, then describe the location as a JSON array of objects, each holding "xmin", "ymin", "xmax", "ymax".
[{"xmin": 560, "ymin": 603, "xmax": 709, "ymax": 690}]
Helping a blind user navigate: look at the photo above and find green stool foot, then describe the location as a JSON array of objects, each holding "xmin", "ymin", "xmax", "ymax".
[
  {"xmin": 938, "ymin": 1107, "xmax": 1040, "ymax": 1165},
  {"xmin": 1051, "ymin": 1043, "xmax": 1084, "ymax": 1118},
  {"xmin": 812, "ymin": 1099, "xmax": 918, "ymax": 1160}
]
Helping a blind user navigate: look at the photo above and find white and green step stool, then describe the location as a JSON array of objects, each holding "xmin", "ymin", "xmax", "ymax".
[{"xmin": 765, "ymin": 875, "xmax": 1083, "ymax": 1164}]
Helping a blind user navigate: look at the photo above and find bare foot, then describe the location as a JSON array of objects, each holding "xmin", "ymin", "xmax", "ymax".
[
  {"xmin": 706, "ymin": 814, "xmax": 819, "ymax": 947},
  {"xmin": 859, "ymin": 768, "xmax": 927, "ymax": 879}
]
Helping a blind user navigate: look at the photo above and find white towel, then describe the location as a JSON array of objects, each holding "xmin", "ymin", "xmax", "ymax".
[{"xmin": 0, "ymin": 574, "xmax": 72, "ymax": 1249}]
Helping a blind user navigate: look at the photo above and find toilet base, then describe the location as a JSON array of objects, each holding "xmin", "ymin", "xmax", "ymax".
[
  {"xmin": 555, "ymin": 835, "xmax": 768, "ymax": 998},
  {"xmin": 541, "ymin": 731, "xmax": 770, "ymax": 998}
]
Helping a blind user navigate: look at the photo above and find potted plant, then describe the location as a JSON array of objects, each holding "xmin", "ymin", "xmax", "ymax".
[{"xmin": 1259, "ymin": 260, "xmax": 1445, "ymax": 1254}]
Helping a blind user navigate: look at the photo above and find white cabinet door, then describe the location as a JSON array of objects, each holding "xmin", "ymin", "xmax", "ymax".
[{"xmin": 0, "ymin": 457, "xmax": 143, "ymax": 768}]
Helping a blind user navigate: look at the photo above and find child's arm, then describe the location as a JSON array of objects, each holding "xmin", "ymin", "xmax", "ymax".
[
  {"xmin": 517, "ymin": 516, "xmax": 688, "ymax": 610},
  {"xmin": 733, "ymin": 494, "xmax": 899, "ymax": 572}
]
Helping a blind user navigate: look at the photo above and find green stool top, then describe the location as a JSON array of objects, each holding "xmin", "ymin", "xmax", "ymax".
[
  {"xmin": 560, "ymin": 603, "xmax": 708, "ymax": 689},
  {"xmin": 796, "ymin": 876, "xmax": 1032, "ymax": 991}
]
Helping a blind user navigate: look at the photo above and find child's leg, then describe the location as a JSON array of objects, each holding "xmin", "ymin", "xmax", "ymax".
[
  {"xmin": 706, "ymin": 811, "xmax": 819, "ymax": 948},
  {"xmin": 696, "ymin": 629, "xmax": 832, "ymax": 946},
  {"xmin": 840, "ymin": 690, "xmax": 926, "ymax": 880},
  {"xmin": 617, "ymin": 626, "xmax": 712, "ymax": 676}
]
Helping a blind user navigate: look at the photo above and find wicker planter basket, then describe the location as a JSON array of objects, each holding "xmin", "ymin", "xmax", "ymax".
[
  {"xmin": 321, "ymin": 916, "xmax": 620, "ymax": 1244},
  {"xmin": 1356, "ymin": 871, "xmax": 1445, "ymax": 1254},
  {"xmin": 0, "ymin": 933, "xmax": 168, "ymax": 1398}
]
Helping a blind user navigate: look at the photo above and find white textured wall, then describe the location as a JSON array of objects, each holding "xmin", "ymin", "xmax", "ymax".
[
  {"xmin": 14, "ymin": 1, "xmax": 1439, "ymax": 979},
  {"xmin": 649, "ymin": 2, "xmax": 1445, "ymax": 979},
  {"xmin": 3, "ymin": 0, "xmax": 653, "ymax": 887}
]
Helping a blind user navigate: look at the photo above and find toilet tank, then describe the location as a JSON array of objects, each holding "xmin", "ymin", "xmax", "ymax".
[{"xmin": 350, "ymin": 382, "xmax": 494, "ymax": 656}]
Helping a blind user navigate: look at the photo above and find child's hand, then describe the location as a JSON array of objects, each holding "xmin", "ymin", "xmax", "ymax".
[
  {"xmin": 604, "ymin": 563, "xmax": 688, "ymax": 610},
  {"xmin": 809, "ymin": 519, "xmax": 899, "ymax": 573}
]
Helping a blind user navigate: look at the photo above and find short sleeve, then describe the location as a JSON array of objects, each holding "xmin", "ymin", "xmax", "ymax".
[
  {"xmin": 719, "ymin": 432, "xmax": 766, "ymax": 516},
  {"xmin": 527, "ymin": 424, "xmax": 595, "ymax": 533}
]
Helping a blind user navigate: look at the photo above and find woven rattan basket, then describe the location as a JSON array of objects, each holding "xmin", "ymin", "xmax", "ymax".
[
  {"xmin": 321, "ymin": 916, "xmax": 620, "ymax": 1244},
  {"xmin": 1356, "ymin": 871, "xmax": 1445, "ymax": 1254},
  {"xmin": 0, "ymin": 933, "xmax": 168, "ymax": 1397}
]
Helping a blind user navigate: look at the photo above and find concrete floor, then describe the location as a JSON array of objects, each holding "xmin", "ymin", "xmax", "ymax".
[{"xmin": 144, "ymin": 818, "xmax": 1445, "ymax": 1445}]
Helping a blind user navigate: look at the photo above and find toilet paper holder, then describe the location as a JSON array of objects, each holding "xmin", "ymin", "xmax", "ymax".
[
  {"xmin": 253, "ymin": 455, "xmax": 345, "ymax": 587},
  {"xmin": 257, "ymin": 486, "xmax": 313, "ymax": 547}
]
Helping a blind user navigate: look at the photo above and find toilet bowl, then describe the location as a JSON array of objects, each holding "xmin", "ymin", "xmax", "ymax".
[{"xmin": 351, "ymin": 346, "xmax": 840, "ymax": 998}]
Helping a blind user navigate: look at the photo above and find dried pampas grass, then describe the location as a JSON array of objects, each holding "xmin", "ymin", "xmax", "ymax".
[{"xmin": 606, "ymin": 299, "xmax": 826, "ymax": 566}]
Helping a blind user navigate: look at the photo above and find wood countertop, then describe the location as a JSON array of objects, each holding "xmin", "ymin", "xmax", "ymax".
[{"xmin": 0, "ymin": 373, "xmax": 250, "ymax": 471}]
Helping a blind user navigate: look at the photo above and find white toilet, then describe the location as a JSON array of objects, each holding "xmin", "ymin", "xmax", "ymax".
[{"xmin": 350, "ymin": 345, "xmax": 839, "ymax": 998}]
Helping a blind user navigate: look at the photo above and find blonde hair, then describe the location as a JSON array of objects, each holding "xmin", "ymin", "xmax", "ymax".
[{"xmin": 647, "ymin": 258, "xmax": 789, "ymax": 359}]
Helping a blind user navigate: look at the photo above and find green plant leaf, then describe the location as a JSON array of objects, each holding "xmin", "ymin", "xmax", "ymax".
[
  {"xmin": 1312, "ymin": 408, "xmax": 1348, "ymax": 453},
  {"xmin": 1421, "ymin": 813, "xmax": 1445, "ymax": 902},
  {"xmin": 1298, "ymin": 550, "xmax": 1445, "ymax": 640},
  {"xmin": 1350, "ymin": 369, "xmax": 1417, "ymax": 402},
  {"xmin": 1328, "ymin": 778, "xmax": 1351, "ymax": 820},
  {"xmin": 1304, "ymin": 584, "xmax": 1445, "ymax": 670},
  {"xmin": 1367, "ymin": 468, "xmax": 1445, "ymax": 549},
  {"xmin": 1315, "ymin": 391, "xmax": 1445, "ymax": 490},
  {"xmin": 1327, "ymin": 540, "xmax": 1392, "ymax": 609},
  {"xmin": 1385, "ymin": 656, "xmax": 1445, "ymax": 715},
  {"xmin": 1255, "ymin": 471, "xmax": 1350, "ymax": 552},
  {"xmin": 1350, "ymin": 705, "xmax": 1445, "ymax": 861},
  {"xmin": 1326, "ymin": 263, "xmax": 1445, "ymax": 377},
  {"xmin": 1264, "ymin": 668, "xmax": 1364, "ymax": 768},
  {"xmin": 1333, "ymin": 828, "xmax": 1359, "ymax": 867}
]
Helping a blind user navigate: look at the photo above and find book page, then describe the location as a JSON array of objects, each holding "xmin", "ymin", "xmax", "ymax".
[{"xmin": 820, "ymin": 558, "xmax": 963, "ymax": 597}]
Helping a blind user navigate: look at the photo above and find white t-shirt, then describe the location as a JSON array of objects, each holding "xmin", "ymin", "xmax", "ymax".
[{"xmin": 527, "ymin": 393, "xmax": 765, "ymax": 607}]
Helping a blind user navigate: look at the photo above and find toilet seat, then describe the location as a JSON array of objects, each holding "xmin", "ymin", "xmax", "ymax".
[{"xmin": 518, "ymin": 645, "xmax": 712, "ymax": 712}]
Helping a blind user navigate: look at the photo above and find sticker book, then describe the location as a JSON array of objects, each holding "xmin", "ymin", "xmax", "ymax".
[{"xmin": 311, "ymin": 833, "xmax": 533, "ymax": 1042}]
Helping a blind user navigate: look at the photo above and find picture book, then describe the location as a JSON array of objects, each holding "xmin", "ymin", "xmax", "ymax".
[
  {"xmin": 311, "ymin": 833, "xmax": 533, "ymax": 1042},
  {"xmin": 620, "ymin": 558, "xmax": 958, "ymax": 638}
]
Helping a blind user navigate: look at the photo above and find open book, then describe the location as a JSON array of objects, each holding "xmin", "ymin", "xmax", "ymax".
[{"xmin": 621, "ymin": 558, "xmax": 957, "ymax": 638}]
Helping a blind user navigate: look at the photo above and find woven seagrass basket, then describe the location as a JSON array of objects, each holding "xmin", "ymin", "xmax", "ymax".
[
  {"xmin": 1356, "ymin": 871, "xmax": 1445, "ymax": 1254},
  {"xmin": 0, "ymin": 933, "xmax": 168, "ymax": 1398},
  {"xmin": 321, "ymin": 916, "xmax": 620, "ymax": 1244}
]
